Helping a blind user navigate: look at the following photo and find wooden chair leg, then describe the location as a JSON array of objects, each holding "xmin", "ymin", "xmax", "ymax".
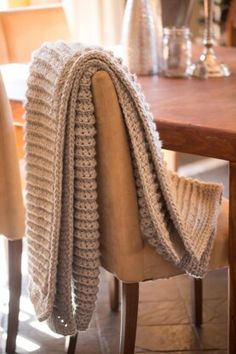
[
  {"xmin": 119, "ymin": 282, "xmax": 139, "ymax": 354},
  {"xmin": 229, "ymin": 162, "xmax": 236, "ymax": 353},
  {"xmin": 109, "ymin": 274, "xmax": 120, "ymax": 312},
  {"xmin": 193, "ymin": 278, "xmax": 203, "ymax": 327},
  {"xmin": 6, "ymin": 239, "xmax": 23, "ymax": 354},
  {"xmin": 65, "ymin": 333, "xmax": 78, "ymax": 354}
]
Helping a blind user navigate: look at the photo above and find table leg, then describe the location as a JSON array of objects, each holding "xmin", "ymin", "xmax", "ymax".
[{"xmin": 229, "ymin": 161, "xmax": 236, "ymax": 353}]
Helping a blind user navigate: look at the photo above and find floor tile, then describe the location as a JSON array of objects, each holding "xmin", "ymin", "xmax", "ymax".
[
  {"xmin": 203, "ymin": 269, "xmax": 228, "ymax": 300},
  {"xmin": 197, "ymin": 323, "xmax": 227, "ymax": 350},
  {"xmin": 136, "ymin": 324, "xmax": 200, "ymax": 352},
  {"xmin": 138, "ymin": 300, "xmax": 189, "ymax": 326},
  {"xmin": 97, "ymin": 271, "xmax": 109, "ymax": 304},
  {"xmin": 98, "ymin": 325, "xmax": 120, "ymax": 354},
  {"xmin": 139, "ymin": 278, "xmax": 181, "ymax": 303},
  {"xmin": 176, "ymin": 274, "xmax": 193, "ymax": 301},
  {"xmin": 96, "ymin": 303, "xmax": 120, "ymax": 331},
  {"xmin": 75, "ymin": 329, "xmax": 102, "ymax": 354},
  {"xmin": 202, "ymin": 299, "xmax": 228, "ymax": 324}
]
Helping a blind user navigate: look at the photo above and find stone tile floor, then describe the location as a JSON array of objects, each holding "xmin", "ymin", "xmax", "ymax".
[
  {"xmin": 0, "ymin": 267, "xmax": 228, "ymax": 354},
  {"xmin": 0, "ymin": 159, "xmax": 229, "ymax": 353}
]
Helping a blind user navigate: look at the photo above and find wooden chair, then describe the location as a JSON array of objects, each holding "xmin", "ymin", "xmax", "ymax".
[
  {"xmin": 0, "ymin": 7, "xmax": 69, "ymax": 351},
  {"xmin": 225, "ymin": 0, "xmax": 236, "ymax": 46},
  {"xmin": 66, "ymin": 70, "xmax": 229, "ymax": 354},
  {"xmin": 0, "ymin": 72, "xmax": 24, "ymax": 353},
  {"xmin": 0, "ymin": 4, "xmax": 71, "ymax": 64}
]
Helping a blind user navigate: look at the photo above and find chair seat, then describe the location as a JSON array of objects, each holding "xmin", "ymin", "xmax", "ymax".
[
  {"xmin": 142, "ymin": 198, "xmax": 229, "ymax": 281},
  {"xmin": 101, "ymin": 199, "xmax": 228, "ymax": 282}
]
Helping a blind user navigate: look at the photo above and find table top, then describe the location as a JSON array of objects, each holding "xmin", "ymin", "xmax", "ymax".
[
  {"xmin": 140, "ymin": 47, "xmax": 236, "ymax": 161},
  {"xmin": 2, "ymin": 46, "xmax": 236, "ymax": 161}
]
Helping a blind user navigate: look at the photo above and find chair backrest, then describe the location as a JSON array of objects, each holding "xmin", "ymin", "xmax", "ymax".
[
  {"xmin": 91, "ymin": 70, "xmax": 145, "ymax": 281},
  {"xmin": 0, "ymin": 4, "xmax": 71, "ymax": 64},
  {"xmin": 0, "ymin": 72, "xmax": 25, "ymax": 239}
]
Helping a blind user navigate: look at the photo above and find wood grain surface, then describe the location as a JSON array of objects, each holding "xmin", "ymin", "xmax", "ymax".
[{"xmin": 140, "ymin": 47, "xmax": 236, "ymax": 161}]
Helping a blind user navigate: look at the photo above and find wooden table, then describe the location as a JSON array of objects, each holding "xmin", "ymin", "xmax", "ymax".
[{"xmin": 2, "ymin": 47, "xmax": 236, "ymax": 352}]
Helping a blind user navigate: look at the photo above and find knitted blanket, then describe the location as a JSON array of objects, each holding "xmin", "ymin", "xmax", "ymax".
[{"xmin": 25, "ymin": 42, "xmax": 223, "ymax": 335}]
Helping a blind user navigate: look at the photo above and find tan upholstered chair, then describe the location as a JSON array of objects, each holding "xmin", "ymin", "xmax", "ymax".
[
  {"xmin": 0, "ymin": 6, "xmax": 70, "ymax": 352},
  {"xmin": 226, "ymin": 0, "xmax": 236, "ymax": 46},
  {"xmin": 0, "ymin": 72, "xmax": 25, "ymax": 353},
  {"xmin": 66, "ymin": 71, "xmax": 229, "ymax": 354}
]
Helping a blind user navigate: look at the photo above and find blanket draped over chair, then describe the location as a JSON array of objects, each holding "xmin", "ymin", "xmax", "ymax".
[{"xmin": 25, "ymin": 42, "xmax": 223, "ymax": 335}]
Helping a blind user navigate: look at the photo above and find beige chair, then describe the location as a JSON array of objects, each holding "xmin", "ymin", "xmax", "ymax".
[
  {"xmin": 0, "ymin": 4, "xmax": 71, "ymax": 64},
  {"xmin": 226, "ymin": 0, "xmax": 236, "ymax": 46},
  {"xmin": 0, "ymin": 6, "xmax": 70, "ymax": 352},
  {"xmin": 0, "ymin": 72, "xmax": 25, "ymax": 353},
  {"xmin": 66, "ymin": 71, "xmax": 229, "ymax": 354}
]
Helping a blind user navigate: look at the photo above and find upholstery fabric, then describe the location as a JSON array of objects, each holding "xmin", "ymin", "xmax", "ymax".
[{"xmin": 0, "ymin": 72, "xmax": 24, "ymax": 239}]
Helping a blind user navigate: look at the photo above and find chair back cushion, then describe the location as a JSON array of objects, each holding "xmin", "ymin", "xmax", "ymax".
[{"xmin": 92, "ymin": 70, "xmax": 145, "ymax": 281}]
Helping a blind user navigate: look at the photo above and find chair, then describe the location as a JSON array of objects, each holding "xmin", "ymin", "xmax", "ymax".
[
  {"xmin": 66, "ymin": 70, "xmax": 229, "ymax": 354},
  {"xmin": 0, "ymin": 4, "xmax": 71, "ymax": 64},
  {"xmin": 0, "ymin": 72, "xmax": 25, "ymax": 353},
  {"xmin": 0, "ymin": 5, "xmax": 70, "ymax": 353},
  {"xmin": 225, "ymin": 0, "xmax": 236, "ymax": 46}
]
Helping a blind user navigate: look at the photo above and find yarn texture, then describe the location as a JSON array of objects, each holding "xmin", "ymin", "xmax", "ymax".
[{"xmin": 25, "ymin": 42, "xmax": 223, "ymax": 335}]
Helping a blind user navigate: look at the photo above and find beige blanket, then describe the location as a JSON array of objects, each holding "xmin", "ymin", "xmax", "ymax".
[{"xmin": 25, "ymin": 42, "xmax": 223, "ymax": 335}]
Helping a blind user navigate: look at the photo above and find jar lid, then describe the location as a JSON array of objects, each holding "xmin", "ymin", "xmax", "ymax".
[{"xmin": 163, "ymin": 27, "xmax": 191, "ymax": 36}]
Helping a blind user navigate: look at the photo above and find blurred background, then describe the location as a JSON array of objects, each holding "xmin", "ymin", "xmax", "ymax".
[{"xmin": 0, "ymin": 0, "xmax": 234, "ymax": 48}]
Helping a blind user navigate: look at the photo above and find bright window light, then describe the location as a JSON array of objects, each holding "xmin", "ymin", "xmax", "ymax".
[
  {"xmin": 3, "ymin": 333, "xmax": 40, "ymax": 352},
  {"xmin": 30, "ymin": 321, "xmax": 63, "ymax": 339},
  {"xmin": 20, "ymin": 295, "xmax": 35, "ymax": 315},
  {"xmin": 0, "ymin": 304, "xmax": 30, "ymax": 321},
  {"xmin": 0, "ymin": 288, "xmax": 9, "ymax": 304}
]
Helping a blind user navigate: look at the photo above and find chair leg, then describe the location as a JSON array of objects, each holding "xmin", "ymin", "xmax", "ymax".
[
  {"xmin": 6, "ymin": 239, "xmax": 23, "ymax": 354},
  {"xmin": 108, "ymin": 274, "xmax": 120, "ymax": 312},
  {"xmin": 228, "ymin": 162, "xmax": 236, "ymax": 353},
  {"xmin": 119, "ymin": 282, "xmax": 139, "ymax": 354},
  {"xmin": 193, "ymin": 278, "xmax": 203, "ymax": 327},
  {"xmin": 65, "ymin": 333, "xmax": 78, "ymax": 354}
]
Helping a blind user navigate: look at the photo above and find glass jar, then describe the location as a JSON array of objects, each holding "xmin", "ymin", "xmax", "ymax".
[{"xmin": 162, "ymin": 27, "xmax": 192, "ymax": 78}]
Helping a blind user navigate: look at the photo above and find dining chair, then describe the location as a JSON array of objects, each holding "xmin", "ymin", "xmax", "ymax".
[
  {"xmin": 0, "ymin": 8, "xmax": 70, "ymax": 347},
  {"xmin": 225, "ymin": 0, "xmax": 236, "ymax": 46},
  {"xmin": 66, "ymin": 70, "xmax": 229, "ymax": 354},
  {"xmin": 0, "ymin": 4, "xmax": 71, "ymax": 64},
  {"xmin": 0, "ymin": 72, "xmax": 25, "ymax": 353}
]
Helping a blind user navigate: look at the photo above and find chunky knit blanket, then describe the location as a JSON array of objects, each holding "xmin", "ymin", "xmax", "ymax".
[{"xmin": 25, "ymin": 42, "xmax": 223, "ymax": 335}]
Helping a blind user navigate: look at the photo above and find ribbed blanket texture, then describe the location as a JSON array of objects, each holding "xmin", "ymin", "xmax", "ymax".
[{"xmin": 25, "ymin": 42, "xmax": 223, "ymax": 335}]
